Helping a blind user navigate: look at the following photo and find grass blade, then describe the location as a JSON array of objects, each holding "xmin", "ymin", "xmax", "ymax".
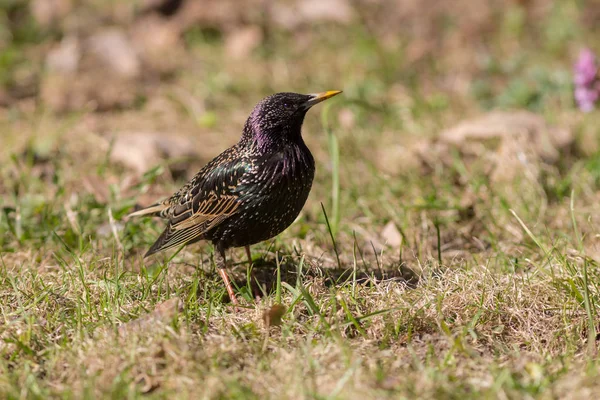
[{"xmin": 321, "ymin": 203, "xmax": 342, "ymax": 270}]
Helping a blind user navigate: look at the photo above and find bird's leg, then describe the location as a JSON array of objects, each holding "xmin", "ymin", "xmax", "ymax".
[
  {"xmin": 218, "ymin": 269, "xmax": 239, "ymax": 307},
  {"xmin": 245, "ymin": 245, "xmax": 253, "ymax": 266},
  {"xmin": 215, "ymin": 247, "xmax": 239, "ymax": 307}
]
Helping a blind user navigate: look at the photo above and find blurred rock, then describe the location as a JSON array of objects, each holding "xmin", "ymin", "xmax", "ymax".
[
  {"xmin": 271, "ymin": 0, "xmax": 355, "ymax": 28},
  {"xmin": 375, "ymin": 139, "xmax": 427, "ymax": 176},
  {"xmin": 42, "ymin": 38, "xmax": 82, "ymax": 110},
  {"xmin": 225, "ymin": 26, "xmax": 263, "ymax": 60},
  {"xmin": 297, "ymin": 0, "xmax": 355, "ymax": 24},
  {"xmin": 30, "ymin": 0, "xmax": 73, "ymax": 27},
  {"xmin": 87, "ymin": 28, "xmax": 141, "ymax": 79},
  {"xmin": 41, "ymin": 29, "xmax": 143, "ymax": 112},
  {"xmin": 45, "ymin": 36, "xmax": 80, "ymax": 74},
  {"xmin": 40, "ymin": 73, "xmax": 73, "ymax": 112},
  {"xmin": 172, "ymin": 0, "xmax": 247, "ymax": 31},
  {"xmin": 381, "ymin": 221, "xmax": 403, "ymax": 248},
  {"xmin": 110, "ymin": 132, "xmax": 197, "ymax": 174},
  {"xmin": 424, "ymin": 111, "xmax": 574, "ymax": 183},
  {"xmin": 140, "ymin": 0, "xmax": 354, "ymax": 32},
  {"xmin": 440, "ymin": 111, "xmax": 571, "ymax": 163},
  {"xmin": 131, "ymin": 16, "xmax": 185, "ymax": 74}
]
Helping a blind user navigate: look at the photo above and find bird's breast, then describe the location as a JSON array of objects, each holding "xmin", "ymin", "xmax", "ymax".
[
  {"xmin": 243, "ymin": 144, "xmax": 314, "ymax": 195},
  {"xmin": 211, "ymin": 144, "xmax": 315, "ymax": 248}
]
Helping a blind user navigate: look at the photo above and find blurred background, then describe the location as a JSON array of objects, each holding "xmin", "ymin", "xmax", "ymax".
[
  {"xmin": 1, "ymin": 0, "xmax": 600, "ymax": 259},
  {"xmin": 4, "ymin": 3, "xmax": 600, "ymax": 396},
  {"xmin": 0, "ymin": 0, "xmax": 597, "ymax": 109}
]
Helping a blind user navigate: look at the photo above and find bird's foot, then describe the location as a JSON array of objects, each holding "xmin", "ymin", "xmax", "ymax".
[{"xmin": 218, "ymin": 268, "xmax": 240, "ymax": 310}]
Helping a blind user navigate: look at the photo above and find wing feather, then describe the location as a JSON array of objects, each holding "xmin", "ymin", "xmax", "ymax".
[{"xmin": 143, "ymin": 147, "xmax": 250, "ymax": 257}]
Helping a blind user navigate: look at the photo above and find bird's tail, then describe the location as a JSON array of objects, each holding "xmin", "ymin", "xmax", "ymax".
[{"xmin": 127, "ymin": 201, "xmax": 170, "ymax": 219}]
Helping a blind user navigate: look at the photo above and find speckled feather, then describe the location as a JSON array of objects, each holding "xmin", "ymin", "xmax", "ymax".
[{"xmin": 131, "ymin": 92, "xmax": 326, "ymax": 258}]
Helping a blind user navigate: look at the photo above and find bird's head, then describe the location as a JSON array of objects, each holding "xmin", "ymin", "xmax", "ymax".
[{"xmin": 243, "ymin": 91, "xmax": 342, "ymax": 148}]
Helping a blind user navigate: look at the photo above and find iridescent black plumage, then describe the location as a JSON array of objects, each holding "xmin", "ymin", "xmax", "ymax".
[{"xmin": 129, "ymin": 91, "xmax": 342, "ymax": 305}]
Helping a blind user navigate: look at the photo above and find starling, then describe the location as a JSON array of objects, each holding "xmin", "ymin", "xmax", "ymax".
[{"xmin": 129, "ymin": 91, "xmax": 342, "ymax": 305}]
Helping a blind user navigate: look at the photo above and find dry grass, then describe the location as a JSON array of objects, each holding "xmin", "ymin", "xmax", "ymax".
[{"xmin": 2, "ymin": 1, "xmax": 600, "ymax": 398}]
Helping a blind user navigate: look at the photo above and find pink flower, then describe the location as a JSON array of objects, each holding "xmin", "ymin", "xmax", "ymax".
[{"xmin": 574, "ymin": 48, "xmax": 600, "ymax": 112}]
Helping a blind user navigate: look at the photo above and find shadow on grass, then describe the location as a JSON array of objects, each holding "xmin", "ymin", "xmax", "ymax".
[{"xmin": 230, "ymin": 255, "xmax": 420, "ymax": 299}]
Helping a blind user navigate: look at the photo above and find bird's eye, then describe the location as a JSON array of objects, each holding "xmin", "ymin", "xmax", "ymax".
[{"xmin": 283, "ymin": 103, "xmax": 293, "ymax": 110}]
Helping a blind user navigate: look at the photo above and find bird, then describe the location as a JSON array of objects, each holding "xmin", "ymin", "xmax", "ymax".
[{"xmin": 128, "ymin": 90, "xmax": 342, "ymax": 306}]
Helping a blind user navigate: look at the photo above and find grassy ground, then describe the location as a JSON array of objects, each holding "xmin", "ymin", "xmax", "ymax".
[{"xmin": 2, "ymin": 1, "xmax": 600, "ymax": 398}]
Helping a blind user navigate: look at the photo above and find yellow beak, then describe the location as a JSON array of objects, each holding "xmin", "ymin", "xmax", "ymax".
[{"xmin": 304, "ymin": 90, "xmax": 343, "ymax": 108}]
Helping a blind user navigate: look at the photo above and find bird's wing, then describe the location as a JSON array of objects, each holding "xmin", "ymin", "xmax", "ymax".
[{"xmin": 144, "ymin": 149, "xmax": 251, "ymax": 257}]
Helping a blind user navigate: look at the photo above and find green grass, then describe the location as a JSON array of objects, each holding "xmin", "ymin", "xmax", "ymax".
[{"xmin": 2, "ymin": 1, "xmax": 600, "ymax": 398}]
